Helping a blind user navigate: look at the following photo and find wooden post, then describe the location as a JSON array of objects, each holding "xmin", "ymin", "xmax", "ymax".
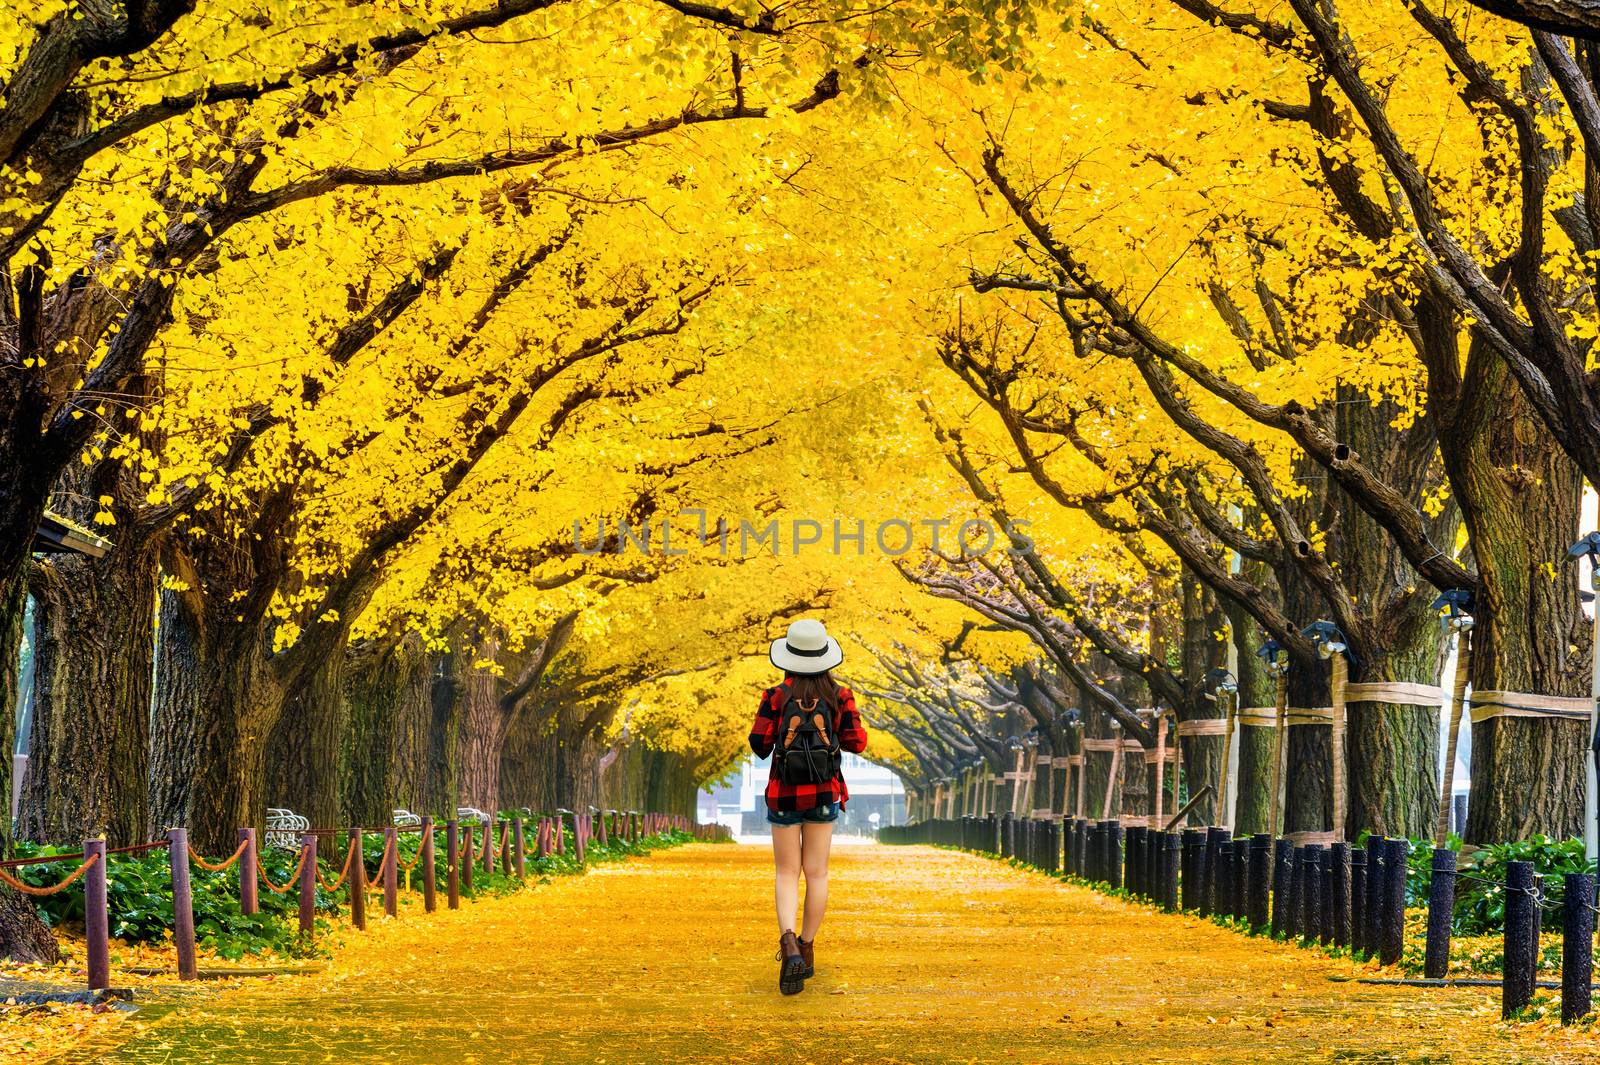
[
  {"xmin": 462, "ymin": 823, "xmax": 475, "ymax": 894},
  {"xmin": 238, "ymin": 827, "xmax": 259, "ymax": 916},
  {"xmin": 1215, "ymin": 690, "xmax": 1237, "ymax": 827},
  {"xmin": 85, "ymin": 838, "xmax": 109, "ymax": 992},
  {"xmin": 1153, "ymin": 717, "xmax": 1167, "ymax": 829},
  {"xmin": 421, "ymin": 818, "xmax": 437, "ymax": 913},
  {"xmin": 383, "ymin": 826, "xmax": 398, "ymax": 917},
  {"xmin": 1268, "ymin": 665, "xmax": 1288, "ymax": 838},
  {"xmin": 1101, "ymin": 738, "xmax": 1123, "ymax": 821},
  {"xmin": 167, "ymin": 829, "xmax": 197, "ymax": 980},
  {"xmin": 350, "ymin": 828, "xmax": 367, "ymax": 931},
  {"xmin": 298, "ymin": 834, "xmax": 317, "ymax": 936},
  {"xmin": 480, "ymin": 820, "xmax": 493, "ymax": 875},
  {"xmin": 513, "ymin": 817, "xmax": 526, "ymax": 878},
  {"xmin": 1437, "ymin": 627, "xmax": 1472, "ymax": 846},
  {"xmin": 538, "ymin": 817, "xmax": 551, "ymax": 858},
  {"xmin": 1330, "ymin": 652, "xmax": 1348, "ymax": 841},
  {"xmin": 575, "ymin": 813, "xmax": 587, "ymax": 864},
  {"xmin": 446, "ymin": 820, "xmax": 460, "ymax": 909}
]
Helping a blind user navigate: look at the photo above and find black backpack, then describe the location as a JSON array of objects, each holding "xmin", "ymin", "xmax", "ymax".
[{"xmin": 772, "ymin": 686, "xmax": 842, "ymax": 786}]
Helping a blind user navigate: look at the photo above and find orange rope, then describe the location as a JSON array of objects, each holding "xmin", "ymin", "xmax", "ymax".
[
  {"xmin": 317, "ymin": 838, "xmax": 359, "ymax": 892},
  {"xmin": 396, "ymin": 838, "xmax": 426, "ymax": 872},
  {"xmin": 0, "ymin": 853, "xmax": 99, "ymax": 896},
  {"xmin": 365, "ymin": 834, "xmax": 396, "ymax": 894},
  {"xmin": 187, "ymin": 838, "xmax": 251, "ymax": 872},
  {"xmin": 258, "ymin": 845, "xmax": 310, "ymax": 894}
]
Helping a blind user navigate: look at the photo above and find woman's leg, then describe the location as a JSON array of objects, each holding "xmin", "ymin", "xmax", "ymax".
[
  {"xmin": 771, "ymin": 824, "xmax": 802, "ymax": 932},
  {"xmin": 799, "ymin": 819, "xmax": 835, "ymax": 941}
]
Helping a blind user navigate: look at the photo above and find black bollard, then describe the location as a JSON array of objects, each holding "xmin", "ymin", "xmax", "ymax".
[
  {"xmin": 1048, "ymin": 820, "xmax": 1063, "ymax": 874},
  {"xmin": 1304, "ymin": 845, "xmax": 1325, "ymax": 944},
  {"xmin": 1144, "ymin": 827, "xmax": 1159, "ymax": 899},
  {"xmin": 1127, "ymin": 825, "xmax": 1146, "ymax": 896},
  {"xmin": 1073, "ymin": 819, "xmax": 1087, "ymax": 877},
  {"xmin": 1331, "ymin": 842, "xmax": 1351, "ymax": 947},
  {"xmin": 1211, "ymin": 836, "xmax": 1231, "ymax": 920},
  {"xmin": 1381, "ymin": 837, "xmax": 1408, "ymax": 966},
  {"xmin": 1503, "ymin": 860, "xmax": 1537, "ymax": 1019},
  {"xmin": 1364, "ymin": 836, "xmax": 1387, "ymax": 960},
  {"xmin": 1271, "ymin": 838, "xmax": 1293, "ymax": 938},
  {"xmin": 1203, "ymin": 827, "xmax": 1229, "ymax": 917},
  {"xmin": 1350, "ymin": 847, "xmax": 1367, "ymax": 956},
  {"xmin": 1248, "ymin": 834, "xmax": 1271, "ymax": 932},
  {"xmin": 1286, "ymin": 846, "xmax": 1306, "ymax": 941},
  {"xmin": 1232, "ymin": 840, "xmax": 1249, "ymax": 923},
  {"xmin": 1160, "ymin": 832, "xmax": 1179, "ymax": 912},
  {"xmin": 1424, "ymin": 848, "xmax": 1456, "ymax": 980},
  {"xmin": 1181, "ymin": 829, "xmax": 1204, "ymax": 910},
  {"xmin": 1562, "ymin": 872, "xmax": 1595, "ymax": 1024},
  {"xmin": 1109, "ymin": 823, "xmax": 1125, "ymax": 891},
  {"xmin": 1318, "ymin": 846, "xmax": 1334, "ymax": 945}
]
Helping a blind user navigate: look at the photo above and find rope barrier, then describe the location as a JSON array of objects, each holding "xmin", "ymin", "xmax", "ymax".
[
  {"xmin": 317, "ymin": 838, "xmax": 359, "ymax": 892},
  {"xmin": 364, "ymin": 834, "xmax": 397, "ymax": 893},
  {"xmin": 187, "ymin": 837, "xmax": 251, "ymax": 872},
  {"xmin": 0, "ymin": 839, "xmax": 170, "ymax": 869},
  {"xmin": 0, "ymin": 853, "xmax": 100, "ymax": 896},
  {"xmin": 258, "ymin": 845, "xmax": 310, "ymax": 894},
  {"xmin": 396, "ymin": 835, "xmax": 427, "ymax": 872}
]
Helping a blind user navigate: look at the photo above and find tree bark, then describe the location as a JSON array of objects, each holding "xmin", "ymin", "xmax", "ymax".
[
  {"xmin": 265, "ymin": 640, "xmax": 348, "ymax": 829},
  {"xmin": 342, "ymin": 633, "xmax": 434, "ymax": 827},
  {"xmin": 19, "ymin": 538, "xmax": 158, "ymax": 846},
  {"xmin": 1445, "ymin": 346, "xmax": 1590, "ymax": 842},
  {"xmin": 0, "ymin": 574, "xmax": 58, "ymax": 962}
]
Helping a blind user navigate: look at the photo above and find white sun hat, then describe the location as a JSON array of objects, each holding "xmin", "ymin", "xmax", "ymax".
[{"xmin": 769, "ymin": 618, "xmax": 843, "ymax": 675}]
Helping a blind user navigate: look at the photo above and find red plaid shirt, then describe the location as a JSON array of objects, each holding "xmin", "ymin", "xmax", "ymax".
[{"xmin": 749, "ymin": 677, "xmax": 869, "ymax": 813}]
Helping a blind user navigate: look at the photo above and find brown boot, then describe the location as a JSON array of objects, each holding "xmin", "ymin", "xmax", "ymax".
[
  {"xmin": 778, "ymin": 931, "xmax": 805, "ymax": 995},
  {"xmin": 797, "ymin": 936, "xmax": 815, "ymax": 979}
]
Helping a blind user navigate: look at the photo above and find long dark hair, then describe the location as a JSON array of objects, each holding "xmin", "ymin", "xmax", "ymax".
[{"xmin": 785, "ymin": 670, "xmax": 840, "ymax": 715}]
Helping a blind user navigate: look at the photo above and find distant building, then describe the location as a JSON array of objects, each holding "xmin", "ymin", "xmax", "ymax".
[{"xmin": 700, "ymin": 753, "xmax": 905, "ymax": 837}]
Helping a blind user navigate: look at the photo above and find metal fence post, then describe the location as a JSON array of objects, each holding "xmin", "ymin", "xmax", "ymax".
[
  {"xmin": 446, "ymin": 820, "xmax": 460, "ymax": 909},
  {"xmin": 84, "ymin": 838, "xmax": 109, "ymax": 992},
  {"xmin": 238, "ymin": 827, "xmax": 258, "ymax": 916},
  {"xmin": 298, "ymin": 833, "xmax": 317, "ymax": 935},
  {"xmin": 421, "ymin": 818, "xmax": 437, "ymax": 912},
  {"xmin": 350, "ymin": 827, "xmax": 367, "ymax": 931},
  {"xmin": 167, "ymin": 829, "xmax": 197, "ymax": 979}
]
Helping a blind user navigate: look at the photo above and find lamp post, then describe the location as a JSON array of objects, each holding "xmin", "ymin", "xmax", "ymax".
[
  {"xmin": 1303, "ymin": 621, "xmax": 1350, "ymax": 841},
  {"xmin": 1433, "ymin": 588, "xmax": 1474, "ymax": 846},
  {"xmin": 1208, "ymin": 668, "xmax": 1239, "ymax": 827},
  {"xmin": 1566, "ymin": 532, "xmax": 1600, "ymax": 864},
  {"xmin": 1258, "ymin": 640, "xmax": 1290, "ymax": 838}
]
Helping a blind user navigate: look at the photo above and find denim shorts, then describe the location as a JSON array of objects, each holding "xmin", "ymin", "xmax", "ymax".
[{"xmin": 766, "ymin": 801, "xmax": 840, "ymax": 827}]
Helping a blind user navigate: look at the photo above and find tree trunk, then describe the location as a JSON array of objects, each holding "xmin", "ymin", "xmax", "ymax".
[
  {"xmin": 0, "ymin": 574, "xmax": 58, "ymax": 962},
  {"xmin": 426, "ymin": 654, "xmax": 462, "ymax": 817},
  {"xmin": 456, "ymin": 651, "xmax": 507, "ymax": 813},
  {"xmin": 1226, "ymin": 593, "xmax": 1276, "ymax": 835},
  {"xmin": 342, "ymin": 634, "xmax": 433, "ymax": 827},
  {"xmin": 265, "ymin": 641, "xmax": 348, "ymax": 829},
  {"xmin": 19, "ymin": 539, "xmax": 158, "ymax": 846},
  {"xmin": 1444, "ymin": 346, "xmax": 1590, "ymax": 843}
]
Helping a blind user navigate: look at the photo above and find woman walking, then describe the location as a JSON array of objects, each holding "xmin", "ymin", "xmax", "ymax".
[{"xmin": 749, "ymin": 618, "xmax": 868, "ymax": 995}]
